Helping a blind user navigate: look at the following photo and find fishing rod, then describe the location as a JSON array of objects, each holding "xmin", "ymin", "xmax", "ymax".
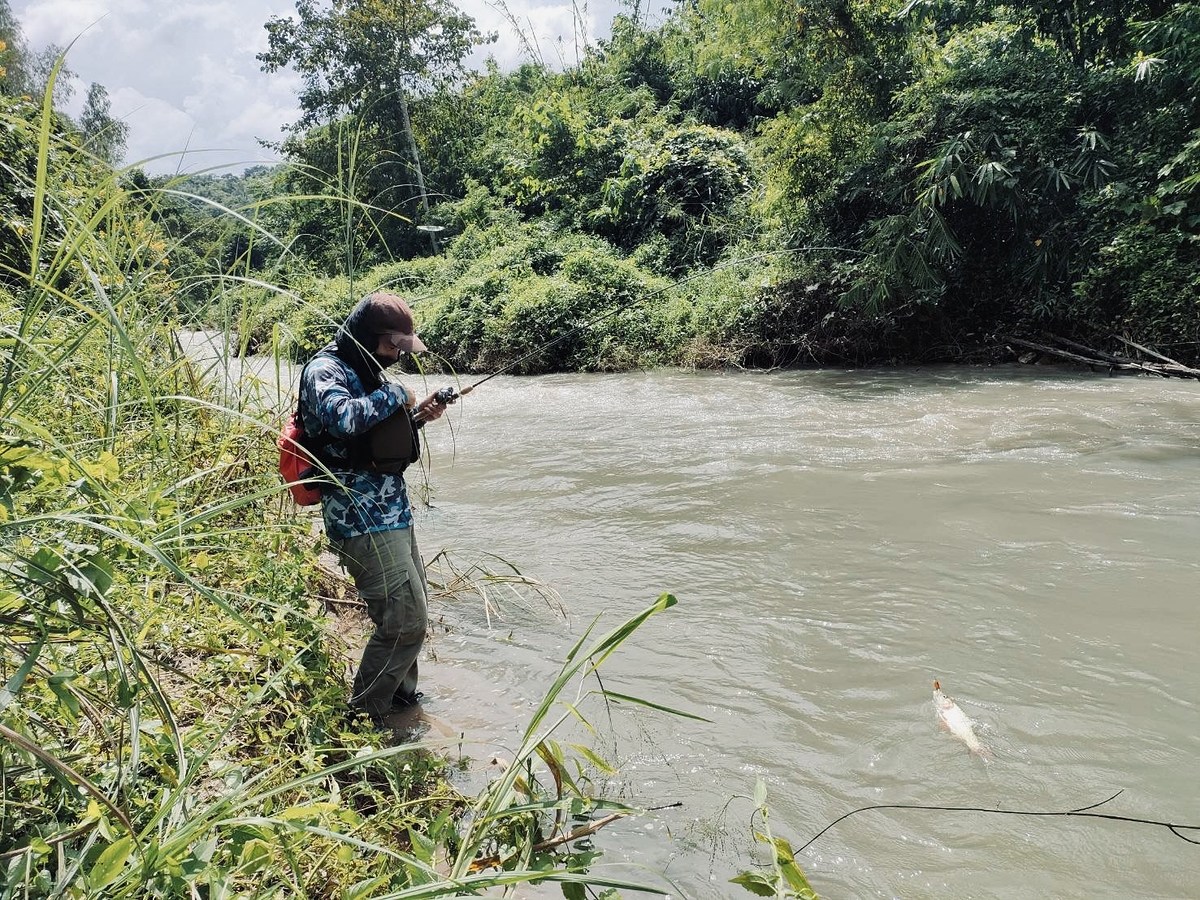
[{"xmin": 413, "ymin": 246, "xmax": 863, "ymax": 419}]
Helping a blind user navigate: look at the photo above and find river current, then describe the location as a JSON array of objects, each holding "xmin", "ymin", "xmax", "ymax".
[
  {"xmin": 187, "ymin": 334, "xmax": 1200, "ymax": 898},
  {"xmin": 415, "ymin": 367, "xmax": 1200, "ymax": 899}
]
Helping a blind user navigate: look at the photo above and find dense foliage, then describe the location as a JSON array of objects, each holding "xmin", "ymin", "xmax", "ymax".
[
  {"xmin": 217, "ymin": 0, "xmax": 1200, "ymax": 369},
  {"xmin": 12, "ymin": 1, "xmax": 1192, "ymax": 369}
]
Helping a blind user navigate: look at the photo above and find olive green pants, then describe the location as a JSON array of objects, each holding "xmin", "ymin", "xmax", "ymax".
[{"xmin": 333, "ymin": 527, "xmax": 428, "ymax": 720}]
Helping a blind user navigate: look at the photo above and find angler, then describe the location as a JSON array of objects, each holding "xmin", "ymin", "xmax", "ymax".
[{"xmin": 298, "ymin": 292, "xmax": 449, "ymax": 725}]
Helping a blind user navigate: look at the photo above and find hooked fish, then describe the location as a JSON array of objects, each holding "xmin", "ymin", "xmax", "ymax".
[{"xmin": 932, "ymin": 680, "xmax": 991, "ymax": 760}]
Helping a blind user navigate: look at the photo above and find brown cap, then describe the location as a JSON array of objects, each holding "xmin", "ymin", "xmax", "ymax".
[{"xmin": 365, "ymin": 292, "xmax": 426, "ymax": 353}]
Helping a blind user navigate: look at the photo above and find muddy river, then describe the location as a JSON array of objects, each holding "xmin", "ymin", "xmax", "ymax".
[{"xmin": 184, "ymin": 333, "xmax": 1200, "ymax": 898}]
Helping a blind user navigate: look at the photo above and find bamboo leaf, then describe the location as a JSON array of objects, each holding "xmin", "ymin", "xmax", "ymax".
[
  {"xmin": 568, "ymin": 743, "xmax": 618, "ymax": 775},
  {"xmin": 600, "ymin": 689, "xmax": 711, "ymax": 722}
]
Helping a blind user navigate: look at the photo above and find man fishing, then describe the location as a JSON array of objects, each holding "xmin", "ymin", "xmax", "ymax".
[{"xmin": 298, "ymin": 292, "xmax": 448, "ymax": 725}]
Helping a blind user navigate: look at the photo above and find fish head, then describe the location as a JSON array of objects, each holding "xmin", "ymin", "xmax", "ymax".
[{"xmin": 932, "ymin": 680, "xmax": 953, "ymax": 709}]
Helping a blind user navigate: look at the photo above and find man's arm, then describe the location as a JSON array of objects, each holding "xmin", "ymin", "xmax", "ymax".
[{"xmin": 308, "ymin": 359, "xmax": 405, "ymax": 438}]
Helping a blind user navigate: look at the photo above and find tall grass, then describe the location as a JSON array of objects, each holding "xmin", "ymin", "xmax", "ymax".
[{"xmin": 0, "ymin": 74, "xmax": 683, "ymax": 897}]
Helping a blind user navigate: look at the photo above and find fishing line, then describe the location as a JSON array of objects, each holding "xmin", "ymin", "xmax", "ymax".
[
  {"xmin": 796, "ymin": 789, "xmax": 1200, "ymax": 854},
  {"xmin": 418, "ymin": 246, "xmax": 863, "ymax": 412}
]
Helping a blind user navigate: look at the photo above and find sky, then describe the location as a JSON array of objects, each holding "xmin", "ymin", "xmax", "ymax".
[{"xmin": 12, "ymin": 0, "xmax": 632, "ymax": 175}]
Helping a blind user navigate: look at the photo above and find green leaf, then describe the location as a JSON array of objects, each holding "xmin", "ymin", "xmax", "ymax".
[
  {"xmin": 238, "ymin": 838, "xmax": 272, "ymax": 874},
  {"xmin": 88, "ymin": 836, "xmax": 133, "ymax": 891},
  {"xmin": 116, "ymin": 675, "xmax": 138, "ymax": 708},
  {"xmin": 753, "ymin": 777, "xmax": 767, "ymax": 808},
  {"xmin": 63, "ymin": 553, "xmax": 114, "ymax": 599},
  {"xmin": 568, "ymin": 743, "xmax": 618, "ymax": 775},
  {"xmin": 46, "ymin": 670, "xmax": 80, "ymax": 717},
  {"xmin": 600, "ymin": 688, "xmax": 711, "ymax": 722},
  {"xmin": 277, "ymin": 802, "xmax": 338, "ymax": 822},
  {"xmin": 408, "ymin": 826, "xmax": 436, "ymax": 864},
  {"xmin": 346, "ymin": 876, "xmax": 389, "ymax": 900},
  {"xmin": 730, "ymin": 871, "xmax": 778, "ymax": 897},
  {"xmin": 191, "ymin": 835, "xmax": 218, "ymax": 865},
  {"xmin": 773, "ymin": 837, "xmax": 819, "ymax": 897},
  {"xmin": 0, "ymin": 637, "xmax": 44, "ymax": 712},
  {"xmin": 772, "ymin": 835, "xmax": 796, "ymax": 863},
  {"xmin": 25, "ymin": 548, "xmax": 62, "ymax": 586},
  {"xmin": 781, "ymin": 860, "xmax": 820, "ymax": 899}
]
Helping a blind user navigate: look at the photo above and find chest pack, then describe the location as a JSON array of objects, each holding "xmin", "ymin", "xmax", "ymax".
[{"xmin": 367, "ymin": 406, "xmax": 421, "ymax": 475}]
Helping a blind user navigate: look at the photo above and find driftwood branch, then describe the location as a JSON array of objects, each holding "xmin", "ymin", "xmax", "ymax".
[
  {"xmin": 1111, "ymin": 335, "xmax": 1200, "ymax": 376},
  {"xmin": 1002, "ymin": 335, "xmax": 1200, "ymax": 379},
  {"xmin": 1050, "ymin": 336, "xmax": 1126, "ymax": 366},
  {"xmin": 469, "ymin": 812, "xmax": 627, "ymax": 871},
  {"xmin": 466, "ymin": 802, "xmax": 683, "ymax": 872}
]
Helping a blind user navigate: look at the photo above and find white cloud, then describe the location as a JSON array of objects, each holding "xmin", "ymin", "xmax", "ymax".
[
  {"xmin": 110, "ymin": 87, "xmax": 199, "ymax": 170},
  {"xmin": 17, "ymin": 0, "xmax": 117, "ymax": 46},
  {"xmin": 12, "ymin": 0, "xmax": 626, "ymax": 176}
]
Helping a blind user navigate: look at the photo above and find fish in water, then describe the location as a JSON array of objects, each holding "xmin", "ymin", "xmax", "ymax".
[{"xmin": 932, "ymin": 680, "xmax": 991, "ymax": 760}]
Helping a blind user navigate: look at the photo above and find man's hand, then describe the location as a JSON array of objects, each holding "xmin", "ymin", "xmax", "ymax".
[
  {"xmin": 386, "ymin": 382, "xmax": 417, "ymax": 410},
  {"xmin": 413, "ymin": 391, "xmax": 448, "ymax": 422}
]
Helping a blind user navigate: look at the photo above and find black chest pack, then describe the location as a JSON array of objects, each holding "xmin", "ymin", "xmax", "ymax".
[{"xmin": 277, "ymin": 355, "xmax": 421, "ymax": 506}]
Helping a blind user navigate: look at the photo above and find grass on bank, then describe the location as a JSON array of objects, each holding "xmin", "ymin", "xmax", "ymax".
[{"xmin": 0, "ymin": 81, "xmax": 699, "ymax": 898}]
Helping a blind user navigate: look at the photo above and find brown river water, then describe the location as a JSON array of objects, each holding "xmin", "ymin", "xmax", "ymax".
[{"xmin": 183, "ymin": 333, "xmax": 1200, "ymax": 898}]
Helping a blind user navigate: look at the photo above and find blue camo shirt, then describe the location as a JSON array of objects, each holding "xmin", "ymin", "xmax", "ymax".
[{"xmin": 298, "ymin": 353, "xmax": 412, "ymax": 540}]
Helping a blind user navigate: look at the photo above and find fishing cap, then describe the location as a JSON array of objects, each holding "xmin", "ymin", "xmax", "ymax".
[{"xmin": 363, "ymin": 292, "xmax": 426, "ymax": 353}]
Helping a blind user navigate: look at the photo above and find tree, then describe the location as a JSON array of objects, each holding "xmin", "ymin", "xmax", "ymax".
[
  {"xmin": 0, "ymin": 2, "xmax": 76, "ymax": 109},
  {"xmin": 260, "ymin": 0, "xmax": 488, "ymax": 129},
  {"xmin": 79, "ymin": 82, "xmax": 128, "ymax": 165},
  {"xmin": 27, "ymin": 43, "xmax": 73, "ymax": 106},
  {"xmin": 259, "ymin": 0, "xmax": 493, "ymax": 248},
  {"xmin": 0, "ymin": 0, "xmax": 31, "ymax": 95},
  {"xmin": 1008, "ymin": 0, "xmax": 1176, "ymax": 66}
]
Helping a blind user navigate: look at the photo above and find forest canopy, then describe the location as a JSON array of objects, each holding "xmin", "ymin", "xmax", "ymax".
[{"xmin": 2, "ymin": 0, "xmax": 1199, "ymax": 369}]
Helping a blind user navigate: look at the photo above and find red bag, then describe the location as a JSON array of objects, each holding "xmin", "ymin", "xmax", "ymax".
[{"xmin": 277, "ymin": 412, "xmax": 323, "ymax": 506}]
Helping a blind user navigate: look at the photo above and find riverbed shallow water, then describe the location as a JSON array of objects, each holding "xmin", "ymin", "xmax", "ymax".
[{"xmin": 185, "ymin": 334, "xmax": 1200, "ymax": 898}]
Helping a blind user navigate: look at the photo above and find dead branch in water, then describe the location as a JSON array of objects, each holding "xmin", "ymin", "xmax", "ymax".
[
  {"xmin": 467, "ymin": 802, "xmax": 684, "ymax": 872},
  {"xmin": 468, "ymin": 812, "xmax": 627, "ymax": 871},
  {"xmin": 1002, "ymin": 336, "xmax": 1200, "ymax": 379},
  {"xmin": 1111, "ymin": 335, "xmax": 1200, "ymax": 376}
]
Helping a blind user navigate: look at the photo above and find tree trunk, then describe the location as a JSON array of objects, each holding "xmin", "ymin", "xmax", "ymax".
[{"xmin": 396, "ymin": 87, "xmax": 438, "ymax": 253}]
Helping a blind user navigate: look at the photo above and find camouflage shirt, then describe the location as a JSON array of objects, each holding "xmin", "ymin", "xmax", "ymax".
[{"xmin": 299, "ymin": 353, "xmax": 412, "ymax": 539}]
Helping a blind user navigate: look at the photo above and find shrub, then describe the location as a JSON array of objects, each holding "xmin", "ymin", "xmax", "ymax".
[
  {"xmin": 595, "ymin": 121, "xmax": 754, "ymax": 271},
  {"xmin": 1074, "ymin": 223, "xmax": 1200, "ymax": 349},
  {"xmin": 421, "ymin": 222, "xmax": 690, "ymax": 373}
]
